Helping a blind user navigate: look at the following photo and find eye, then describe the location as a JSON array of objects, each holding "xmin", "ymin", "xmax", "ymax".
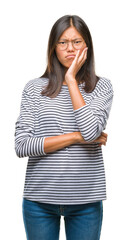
[
  {"xmin": 74, "ymin": 40, "xmax": 82, "ymax": 44},
  {"xmin": 58, "ymin": 41, "xmax": 66, "ymax": 45}
]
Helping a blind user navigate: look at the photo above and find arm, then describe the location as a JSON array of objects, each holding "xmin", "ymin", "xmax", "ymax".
[
  {"xmin": 44, "ymin": 132, "xmax": 78, "ymax": 154},
  {"xmin": 44, "ymin": 131, "xmax": 108, "ymax": 154},
  {"xmin": 15, "ymin": 80, "xmax": 108, "ymax": 158},
  {"xmin": 65, "ymin": 48, "xmax": 87, "ymax": 111},
  {"xmin": 65, "ymin": 49, "xmax": 114, "ymax": 142},
  {"xmin": 15, "ymin": 82, "xmax": 46, "ymax": 158},
  {"xmin": 68, "ymin": 79, "xmax": 113, "ymax": 142},
  {"xmin": 14, "ymin": 81, "xmax": 86, "ymax": 158}
]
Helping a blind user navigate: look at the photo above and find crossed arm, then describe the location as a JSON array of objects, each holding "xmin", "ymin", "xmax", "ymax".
[{"xmin": 44, "ymin": 131, "xmax": 107, "ymax": 154}]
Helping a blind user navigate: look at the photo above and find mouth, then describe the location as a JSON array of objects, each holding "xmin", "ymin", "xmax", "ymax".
[{"xmin": 65, "ymin": 55, "xmax": 76, "ymax": 59}]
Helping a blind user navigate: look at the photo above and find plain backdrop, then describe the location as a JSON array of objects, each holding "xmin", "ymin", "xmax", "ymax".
[{"xmin": 0, "ymin": 0, "xmax": 128, "ymax": 239}]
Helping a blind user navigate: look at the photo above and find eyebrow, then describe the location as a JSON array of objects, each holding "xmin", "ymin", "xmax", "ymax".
[{"xmin": 58, "ymin": 38, "xmax": 83, "ymax": 41}]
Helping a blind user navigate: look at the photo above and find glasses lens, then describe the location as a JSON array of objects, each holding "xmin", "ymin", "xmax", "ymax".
[
  {"xmin": 73, "ymin": 40, "xmax": 83, "ymax": 50},
  {"xmin": 57, "ymin": 41, "xmax": 67, "ymax": 50}
]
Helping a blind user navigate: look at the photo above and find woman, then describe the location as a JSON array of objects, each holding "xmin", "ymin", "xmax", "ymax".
[{"xmin": 15, "ymin": 15, "xmax": 113, "ymax": 240}]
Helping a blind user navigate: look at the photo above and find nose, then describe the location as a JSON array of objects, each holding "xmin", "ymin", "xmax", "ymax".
[{"xmin": 67, "ymin": 42, "xmax": 74, "ymax": 51}]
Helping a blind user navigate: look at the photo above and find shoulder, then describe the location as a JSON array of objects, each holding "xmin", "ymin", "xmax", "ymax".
[
  {"xmin": 23, "ymin": 77, "xmax": 49, "ymax": 93},
  {"xmin": 94, "ymin": 77, "xmax": 113, "ymax": 94}
]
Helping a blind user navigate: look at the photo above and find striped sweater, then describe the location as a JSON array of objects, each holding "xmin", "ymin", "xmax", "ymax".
[{"xmin": 15, "ymin": 77, "xmax": 113, "ymax": 205}]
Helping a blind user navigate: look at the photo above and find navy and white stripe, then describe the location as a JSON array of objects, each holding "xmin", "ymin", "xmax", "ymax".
[{"xmin": 15, "ymin": 77, "xmax": 113, "ymax": 205}]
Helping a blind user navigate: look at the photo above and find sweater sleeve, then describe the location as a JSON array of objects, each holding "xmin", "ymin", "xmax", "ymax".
[
  {"xmin": 14, "ymin": 81, "xmax": 46, "ymax": 158},
  {"xmin": 73, "ymin": 78, "xmax": 114, "ymax": 142}
]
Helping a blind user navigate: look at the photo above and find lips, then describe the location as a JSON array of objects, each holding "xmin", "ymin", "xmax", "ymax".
[{"xmin": 66, "ymin": 55, "xmax": 76, "ymax": 59}]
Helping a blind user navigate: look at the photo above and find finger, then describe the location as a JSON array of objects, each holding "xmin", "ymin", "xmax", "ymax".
[
  {"xmin": 99, "ymin": 141, "xmax": 106, "ymax": 147},
  {"xmin": 75, "ymin": 49, "xmax": 81, "ymax": 60},
  {"xmin": 83, "ymin": 48, "xmax": 88, "ymax": 60},
  {"xmin": 78, "ymin": 48, "xmax": 88, "ymax": 65},
  {"xmin": 72, "ymin": 48, "xmax": 88, "ymax": 74},
  {"xmin": 80, "ymin": 47, "xmax": 88, "ymax": 54},
  {"xmin": 102, "ymin": 138, "xmax": 107, "ymax": 145},
  {"xmin": 98, "ymin": 136, "xmax": 107, "ymax": 145},
  {"xmin": 101, "ymin": 133, "xmax": 108, "ymax": 138},
  {"xmin": 101, "ymin": 135, "xmax": 107, "ymax": 141},
  {"xmin": 79, "ymin": 47, "xmax": 88, "ymax": 60},
  {"xmin": 72, "ymin": 50, "xmax": 81, "ymax": 65},
  {"xmin": 101, "ymin": 132, "xmax": 108, "ymax": 137},
  {"xmin": 75, "ymin": 49, "xmax": 87, "ymax": 71},
  {"xmin": 77, "ymin": 47, "xmax": 87, "ymax": 58},
  {"xmin": 103, "ymin": 136, "xmax": 107, "ymax": 142}
]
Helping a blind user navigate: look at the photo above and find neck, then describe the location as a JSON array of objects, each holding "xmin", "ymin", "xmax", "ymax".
[{"xmin": 62, "ymin": 81, "xmax": 67, "ymax": 85}]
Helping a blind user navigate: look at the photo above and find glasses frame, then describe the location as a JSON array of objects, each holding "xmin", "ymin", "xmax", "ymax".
[{"xmin": 56, "ymin": 38, "xmax": 85, "ymax": 51}]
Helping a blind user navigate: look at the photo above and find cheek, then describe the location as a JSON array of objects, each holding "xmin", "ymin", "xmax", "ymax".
[
  {"xmin": 56, "ymin": 50, "xmax": 65, "ymax": 64},
  {"xmin": 56, "ymin": 50, "xmax": 73, "ymax": 68},
  {"xmin": 56, "ymin": 50, "xmax": 68, "ymax": 67}
]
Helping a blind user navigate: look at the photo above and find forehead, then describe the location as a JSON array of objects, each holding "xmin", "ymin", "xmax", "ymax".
[{"xmin": 59, "ymin": 26, "xmax": 83, "ymax": 40}]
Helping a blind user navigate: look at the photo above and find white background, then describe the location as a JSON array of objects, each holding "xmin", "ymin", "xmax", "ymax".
[{"xmin": 0, "ymin": 0, "xmax": 128, "ymax": 239}]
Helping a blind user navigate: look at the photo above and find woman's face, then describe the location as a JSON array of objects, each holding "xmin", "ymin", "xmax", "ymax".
[{"xmin": 55, "ymin": 26, "xmax": 87, "ymax": 69}]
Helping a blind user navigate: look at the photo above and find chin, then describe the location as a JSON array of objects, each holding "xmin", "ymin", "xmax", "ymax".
[{"xmin": 64, "ymin": 61, "xmax": 73, "ymax": 68}]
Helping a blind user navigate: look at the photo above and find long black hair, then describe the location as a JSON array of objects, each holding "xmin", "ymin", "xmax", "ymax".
[{"xmin": 40, "ymin": 15, "xmax": 99, "ymax": 98}]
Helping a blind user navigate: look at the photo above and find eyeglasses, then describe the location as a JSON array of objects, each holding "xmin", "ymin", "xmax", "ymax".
[{"xmin": 56, "ymin": 38, "xmax": 85, "ymax": 51}]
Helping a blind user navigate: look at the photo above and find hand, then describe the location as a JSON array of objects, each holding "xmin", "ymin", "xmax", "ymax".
[
  {"xmin": 93, "ymin": 132, "xmax": 108, "ymax": 146},
  {"xmin": 65, "ymin": 47, "xmax": 88, "ymax": 84},
  {"xmin": 77, "ymin": 132, "xmax": 108, "ymax": 147}
]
